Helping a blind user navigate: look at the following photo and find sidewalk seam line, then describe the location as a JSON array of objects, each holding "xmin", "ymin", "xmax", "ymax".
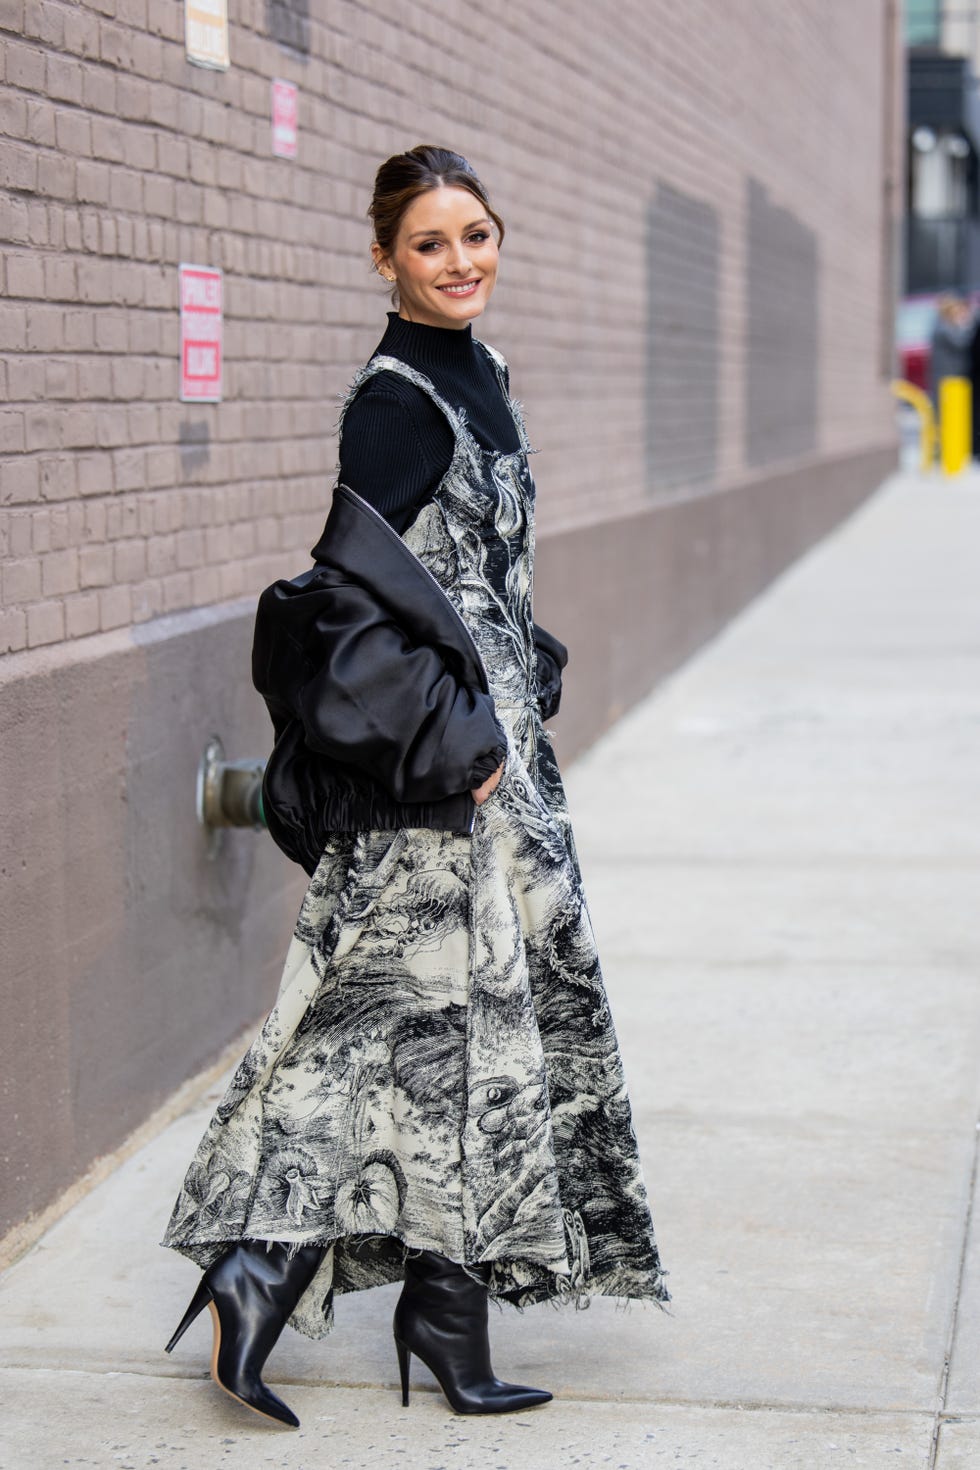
[{"xmin": 928, "ymin": 1110, "xmax": 980, "ymax": 1470}]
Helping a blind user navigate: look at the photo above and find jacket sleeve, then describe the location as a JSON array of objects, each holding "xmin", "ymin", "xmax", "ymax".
[
  {"xmin": 276, "ymin": 581, "xmax": 506, "ymax": 803},
  {"xmin": 532, "ymin": 622, "xmax": 569, "ymax": 721}
]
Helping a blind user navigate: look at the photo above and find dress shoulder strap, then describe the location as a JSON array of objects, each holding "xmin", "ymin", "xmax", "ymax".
[
  {"xmin": 474, "ymin": 339, "xmax": 533, "ymax": 454},
  {"xmin": 338, "ymin": 355, "xmax": 467, "ymax": 441}
]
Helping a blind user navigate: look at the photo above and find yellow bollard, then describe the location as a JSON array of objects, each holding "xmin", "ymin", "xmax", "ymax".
[
  {"xmin": 891, "ymin": 379, "xmax": 937, "ymax": 470},
  {"xmin": 939, "ymin": 376, "xmax": 971, "ymax": 475}
]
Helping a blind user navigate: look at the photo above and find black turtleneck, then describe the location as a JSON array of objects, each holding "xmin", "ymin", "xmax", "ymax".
[{"xmin": 338, "ymin": 313, "xmax": 521, "ymax": 533}]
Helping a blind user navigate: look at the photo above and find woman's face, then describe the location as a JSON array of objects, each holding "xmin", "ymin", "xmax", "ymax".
[{"xmin": 373, "ymin": 185, "xmax": 499, "ymax": 330}]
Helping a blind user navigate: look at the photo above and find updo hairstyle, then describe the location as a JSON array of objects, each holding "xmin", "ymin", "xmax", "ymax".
[{"xmin": 369, "ymin": 145, "xmax": 505, "ymax": 261}]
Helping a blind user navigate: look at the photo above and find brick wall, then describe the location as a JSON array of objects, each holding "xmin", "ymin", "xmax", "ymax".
[
  {"xmin": 1, "ymin": 0, "xmax": 897, "ymax": 653},
  {"xmin": 0, "ymin": 0, "xmax": 901, "ymax": 1245}
]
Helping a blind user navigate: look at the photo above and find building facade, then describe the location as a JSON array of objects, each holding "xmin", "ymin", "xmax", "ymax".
[
  {"xmin": 905, "ymin": 2, "xmax": 980, "ymax": 293},
  {"xmin": 0, "ymin": 0, "xmax": 902, "ymax": 1248}
]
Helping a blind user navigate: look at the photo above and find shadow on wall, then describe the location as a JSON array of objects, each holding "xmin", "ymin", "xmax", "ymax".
[
  {"xmin": 746, "ymin": 178, "xmax": 819, "ymax": 466},
  {"xmin": 645, "ymin": 182, "xmax": 720, "ymax": 495},
  {"xmin": 267, "ymin": 0, "xmax": 310, "ymax": 56}
]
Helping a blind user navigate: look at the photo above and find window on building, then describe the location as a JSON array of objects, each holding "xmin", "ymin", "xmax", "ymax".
[
  {"xmin": 907, "ymin": 0, "xmax": 942, "ymax": 46},
  {"xmin": 910, "ymin": 127, "xmax": 972, "ymax": 216}
]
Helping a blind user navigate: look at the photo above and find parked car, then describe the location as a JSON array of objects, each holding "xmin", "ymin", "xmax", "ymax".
[{"xmin": 896, "ymin": 295, "xmax": 937, "ymax": 393}]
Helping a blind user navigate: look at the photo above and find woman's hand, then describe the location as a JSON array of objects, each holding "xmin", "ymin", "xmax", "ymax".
[{"xmin": 471, "ymin": 760, "xmax": 505, "ymax": 806}]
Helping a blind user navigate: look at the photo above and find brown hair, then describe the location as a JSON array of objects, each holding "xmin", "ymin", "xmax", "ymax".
[{"xmin": 369, "ymin": 144, "xmax": 505, "ymax": 258}]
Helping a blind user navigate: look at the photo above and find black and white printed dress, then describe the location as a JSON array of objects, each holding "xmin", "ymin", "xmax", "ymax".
[{"xmin": 163, "ymin": 342, "xmax": 670, "ymax": 1338}]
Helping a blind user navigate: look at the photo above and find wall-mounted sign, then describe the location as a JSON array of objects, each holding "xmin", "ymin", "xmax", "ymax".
[
  {"xmin": 185, "ymin": 0, "xmax": 229, "ymax": 70},
  {"xmin": 272, "ymin": 79, "xmax": 298, "ymax": 159},
  {"xmin": 179, "ymin": 265, "xmax": 223, "ymax": 403}
]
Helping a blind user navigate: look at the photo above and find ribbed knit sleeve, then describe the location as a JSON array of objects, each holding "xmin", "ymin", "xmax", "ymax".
[{"xmin": 338, "ymin": 376, "xmax": 455, "ymax": 534}]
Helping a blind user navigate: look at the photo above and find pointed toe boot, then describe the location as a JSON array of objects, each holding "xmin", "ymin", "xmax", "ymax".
[
  {"xmin": 165, "ymin": 1240, "xmax": 324, "ymax": 1428},
  {"xmin": 393, "ymin": 1249, "xmax": 552, "ymax": 1414}
]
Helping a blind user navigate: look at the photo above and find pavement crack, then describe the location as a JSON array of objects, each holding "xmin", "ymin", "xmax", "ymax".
[{"xmin": 928, "ymin": 1105, "xmax": 980, "ymax": 1470}]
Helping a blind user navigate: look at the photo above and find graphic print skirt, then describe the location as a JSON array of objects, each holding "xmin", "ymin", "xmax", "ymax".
[{"xmin": 162, "ymin": 353, "xmax": 670, "ymax": 1339}]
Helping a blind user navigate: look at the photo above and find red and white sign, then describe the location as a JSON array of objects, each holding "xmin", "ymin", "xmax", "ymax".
[
  {"xmin": 271, "ymin": 79, "xmax": 298, "ymax": 159},
  {"xmin": 179, "ymin": 264, "xmax": 222, "ymax": 403}
]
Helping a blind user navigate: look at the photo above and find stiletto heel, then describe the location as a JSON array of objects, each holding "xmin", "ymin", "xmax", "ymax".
[
  {"xmin": 395, "ymin": 1337, "xmax": 411, "ymax": 1406},
  {"xmin": 392, "ymin": 1251, "xmax": 552, "ymax": 1415},
  {"xmin": 163, "ymin": 1242, "xmax": 324, "ymax": 1429},
  {"xmin": 165, "ymin": 1278, "xmax": 212, "ymax": 1353}
]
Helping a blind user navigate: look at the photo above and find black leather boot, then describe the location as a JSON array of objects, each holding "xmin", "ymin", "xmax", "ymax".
[
  {"xmin": 165, "ymin": 1241, "xmax": 324, "ymax": 1428},
  {"xmin": 393, "ymin": 1249, "xmax": 552, "ymax": 1414}
]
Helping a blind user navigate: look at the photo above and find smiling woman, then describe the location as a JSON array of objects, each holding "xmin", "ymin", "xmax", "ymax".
[
  {"xmin": 370, "ymin": 187, "xmax": 500, "ymax": 327},
  {"xmin": 161, "ymin": 143, "xmax": 669, "ymax": 1434}
]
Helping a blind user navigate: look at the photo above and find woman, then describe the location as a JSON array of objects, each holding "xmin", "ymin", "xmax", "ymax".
[{"xmin": 162, "ymin": 145, "xmax": 669, "ymax": 1428}]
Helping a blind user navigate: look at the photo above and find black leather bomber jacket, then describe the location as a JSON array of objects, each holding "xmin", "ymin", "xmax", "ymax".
[{"xmin": 252, "ymin": 485, "xmax": 568, "ymax": 875}]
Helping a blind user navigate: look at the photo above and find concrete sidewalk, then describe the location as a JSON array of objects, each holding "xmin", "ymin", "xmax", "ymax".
[{"xmin": 2, "ymin": 469, "xmax": 979, "ymax": 1470}]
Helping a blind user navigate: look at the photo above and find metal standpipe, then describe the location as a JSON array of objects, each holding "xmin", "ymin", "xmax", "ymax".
[{"xmin": 196, "ymin": 735, "xmax": 267, "ymax": 859}]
